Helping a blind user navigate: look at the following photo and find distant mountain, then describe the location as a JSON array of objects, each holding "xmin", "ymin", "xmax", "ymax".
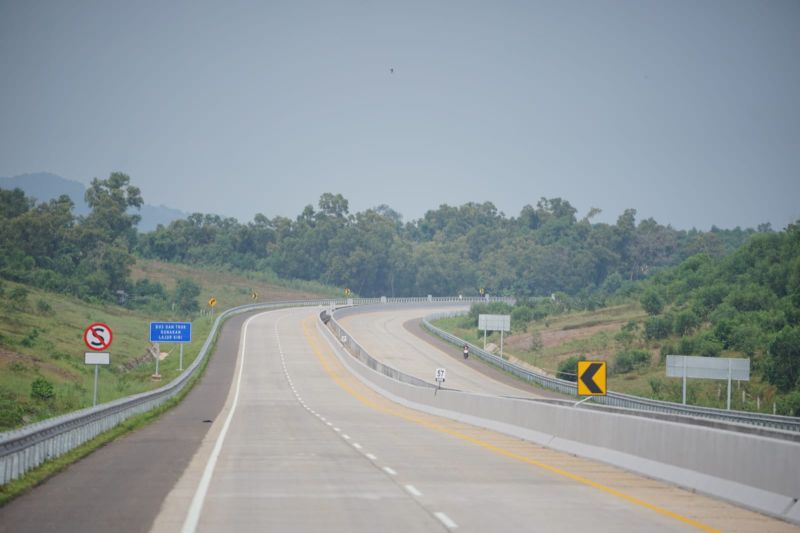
[{"xmin": 0, "ymin": 172, "xmax": 187, "ymax": 232}]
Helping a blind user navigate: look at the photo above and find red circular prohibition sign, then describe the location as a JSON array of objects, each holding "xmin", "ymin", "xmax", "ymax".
[{"xmin": 84, "ymin": 322, "xmax": 113, "ymax": 351}]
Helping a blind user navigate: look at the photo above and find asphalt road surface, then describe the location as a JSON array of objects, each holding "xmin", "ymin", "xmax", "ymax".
[
  {"xmin": 338, "ymin": 305, "xmax": 548, "ymax": 397},
  {"xmin": 1, "ymin": 306, "xmax": 794, "ymax": 532}
]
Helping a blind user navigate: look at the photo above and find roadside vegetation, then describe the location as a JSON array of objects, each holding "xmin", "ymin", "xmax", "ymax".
[
  {"xmin": 0, "ymin": 174, "xmax": 344, "ymax": 431},
  {"xmin": 434, "ymin": 222, "xmax": 800, "ymax": 415},
  {"xmin": 0, "ymin": 263, "xmax": 333, "ymax": 431},
  {"xmin": 1, "ymin": 171, "xmax": 797, "ymax": 429}
]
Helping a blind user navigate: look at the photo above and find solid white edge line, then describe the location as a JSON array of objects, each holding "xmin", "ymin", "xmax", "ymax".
[
  {"xmin": 434, "ymin": 512, "xmax": 458, "ymax": 529},
  {"xmin": 181, "ymin": 311, "xmax": 265, "ymax": 533}
]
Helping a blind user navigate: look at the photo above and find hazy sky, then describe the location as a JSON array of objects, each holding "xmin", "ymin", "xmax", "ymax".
[{"xmin": 1, "ymin": 1, "xmax": 798, "ymax": 230}]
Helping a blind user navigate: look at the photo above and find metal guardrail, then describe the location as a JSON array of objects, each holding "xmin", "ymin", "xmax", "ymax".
[
  {"xmin": 0, "ymin": 298, "xmax": 348, "ymax": 485},
  {"xmin": 325, "ymin": 297, "xmax": 513, "ymax": 389},
  {"xmin": 0, "ymin": 296, "xmax": 501, "ymax": 485},
  {"xmin": 422, "ymin": 311, "xmax": 800, "ymax": 433},
  {"xmin": 16, "ymin": 294, "xmax": 789, "ymax": 487}
]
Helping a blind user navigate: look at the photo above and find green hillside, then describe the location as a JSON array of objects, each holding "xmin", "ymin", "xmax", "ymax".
[
  {"xmin": 434, "ymin": 221, "xmax": 800, "ymax": 415},
  {"xmin": 0, "ymin": 260, "xmax": 334, "ymax": 431}
]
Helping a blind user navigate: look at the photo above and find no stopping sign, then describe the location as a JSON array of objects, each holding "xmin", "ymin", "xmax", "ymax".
[{"xmin": 84, "ymin": 323, "xmax": 113, "ymax": 351}]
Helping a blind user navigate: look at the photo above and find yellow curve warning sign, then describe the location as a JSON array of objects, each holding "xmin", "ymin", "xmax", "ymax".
[{"xmin": 577, "ymin": 361, "xmax": 607, "ymax": 396}]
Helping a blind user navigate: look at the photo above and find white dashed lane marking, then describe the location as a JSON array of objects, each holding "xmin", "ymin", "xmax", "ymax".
[
  {"xmin": 405, "ymin": 485, "xmax": 422, "ymax": 497},
  {"xmin": 435, "ymin": 512, "xmax": 458, "ymax": 529},
  {"xmin": 277, "ymin": 316, "xmax": 460, "ymax": 531}
]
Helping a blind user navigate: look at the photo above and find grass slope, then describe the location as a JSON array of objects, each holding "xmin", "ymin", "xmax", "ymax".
[
  {"xmin": 434, "ymin": 303, "xmax": 780, "ymax": 412},
  {"xmin": 0, "ymin": 259, "xmax": 333, "ymax": 431}
]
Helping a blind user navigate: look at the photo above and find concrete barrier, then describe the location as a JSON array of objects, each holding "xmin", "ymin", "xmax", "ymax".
[{"xmin": 317, "ymin": 315, "xmax": 800, "ymax": 524}]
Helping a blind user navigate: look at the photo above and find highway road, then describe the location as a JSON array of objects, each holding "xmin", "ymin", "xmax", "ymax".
[
  {"xmin": 152, "ymin": 306, "xmax": 792, "ymax": 532},
  {"xmin": 337, "ymin": 305, "xmax": 543, "ymax": 397},
  {"xmin": 1, "ymin": 305, "xmax": 794, "ymax": 532}
]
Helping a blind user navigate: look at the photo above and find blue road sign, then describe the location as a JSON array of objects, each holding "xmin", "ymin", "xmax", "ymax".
[{"xmin": 150, "ymin": 322, "xmax": 192, "ymax": 343}]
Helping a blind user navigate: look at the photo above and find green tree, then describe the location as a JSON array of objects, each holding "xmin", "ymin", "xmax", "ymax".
[
  {"xmin": 174, "ymin": 278, "xmax": 201, "ymax": 315},
  {"xmin": 613, "ymin": 350, "xmax": 650, "ymax": 374},
  {"xmin": 765, "ymin": 326, "xmax": 800, "ymax": 392},
  {"xmin": 0, "ymin": 188, "xmax": 34, "ymax": 219},
  {"xmin": 641, "ymin": 289, "xmax": 664, "ymax": 315},
  {"xmin": 643, "ymin": 315, "xmax": 673, "ymax": 340},
  {"xmin": 74, "ymin": 172, "xmax": 143, "ymax": 299},
  {"xmin": 83, "ymin": 172, "xmax": 143, "ymax": 246},
  {"xmin": 674, "ymin": 309, "xmax": 700, "ymax": 336}
]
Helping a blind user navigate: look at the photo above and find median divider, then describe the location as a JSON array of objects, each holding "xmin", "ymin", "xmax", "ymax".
[
  {"xmin": 322, "ymin": 306, "xmax": 800, "ymax": 524},
  {"xmin": 0, "ymin": 297, "xmax": 499, "ymax": 486}
]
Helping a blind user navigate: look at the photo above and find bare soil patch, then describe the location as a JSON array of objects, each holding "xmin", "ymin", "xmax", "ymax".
[
  {"xmin": 541, "ymin": 322, "xmax": 621, "ymax": 347},
  {"xmin": 0, "ymin": 348, "xmax": 80, "ymax": 381}
]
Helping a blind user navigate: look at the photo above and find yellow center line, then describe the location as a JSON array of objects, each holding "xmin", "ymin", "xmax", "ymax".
[{"xmin": 301, "ymin": 317, "xmax": 721, "ymax": 533}]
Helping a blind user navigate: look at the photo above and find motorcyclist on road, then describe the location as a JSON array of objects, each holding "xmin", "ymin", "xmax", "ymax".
[{"xmin": 463, "ymin": 344, "xmax": 469, "ymax": 359}]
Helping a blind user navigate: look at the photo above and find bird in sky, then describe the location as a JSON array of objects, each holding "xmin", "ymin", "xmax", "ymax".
[{"xmin": 389, "ymin": 67, "xmax": 394, "ymax": 74}]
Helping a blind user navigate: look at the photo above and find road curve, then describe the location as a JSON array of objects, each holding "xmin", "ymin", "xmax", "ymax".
[
  {"xmin": 152, "ymin": 307, "xmax": 792, "ymax": 533},
  {"xmin": 337, "ymin": 305, "xmax": 545, "ymax": 397},
  {"xmin": 0, "ymin": 305, "xmax": 793, "ymax": 532}
]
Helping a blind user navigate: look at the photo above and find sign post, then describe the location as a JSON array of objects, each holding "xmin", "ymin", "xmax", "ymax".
[
  {"xmin": 84, "ymin": 353, "xmax": 110, "ymax": 406},
  {"xmin": 666, "ymin": 355, "xmax": 750, "ymax": 409},
  {"xmin": 434, "ymin": 368, "xmax": 446, "ymax": 395},
  {"xmin": 478, "ymin": 314, "xmax": 510, "ymax": 357},
  {"xmin": 150, "ymin": 322, "xmax": 192, "ymax": 372},
  {"xmin": 83, "ymin": 323, "xmax": 113, "ymax": 407}
]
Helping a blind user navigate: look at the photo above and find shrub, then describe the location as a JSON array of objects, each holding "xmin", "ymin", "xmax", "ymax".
[
  {"xmin": 36, "ymin": 299, "xmax": 54, "ymax": 315},
  {"xmin": 469, "ymin": 302, "xmax": 514, "ymax": 322},
  {"xmin": 557, "ymin": 355, "xmax": 586, "ymax": 382},
  {"xmin": 673, "ymin": 309, "xmax": 699, "ymax": 336},
  {"xmin": 725, "ymin": 284, "xmax": 775, "ymax": 312},
  {"xmin": 643, "ymin": 315, "xmax": 673, "ymax": 340},
  {"xmin": 765, "ymin": 326, "xmax": 800, "ymax": 392},
  {"xmin": 614, "ymin": 329, "xmax": 635, "ymax": 347},
  {"xmin": 692, "ymin": 283, "xmax": 728, "ymax": 317},
  {"xmin": 511, "ymin": 306, "xmax": 534, "ymax": 330},
  {"xmin": 8, "ymin": 287, "xmax": 29, "ymax": 309},
  {"xmin": 20, "ymin": 328, "xmax": 40, "ymax": 347},
  {"xmin": 174, "ymin": 278, "xmax": 201, "ymax": 315},
  {"xmin": 622, "ymin": 320, "xmax": 638, "ymax": 333},
  {"xmin": 9, "ymin": 360, "xmax": 28, "ymax": 373},
  {"xmin": 776, "ymin": 390, "xmax": 800, "ymax": 416},
  {"xmin": 529, "ymin": 331, "xmax": 543, "ymax": 352},
  {"xmin": 613, "ymin": 350, "xmax": 650, "ymax": 374},
  {"xmin": 0, "ymin": 396, "xmax": 23, "ymax": 429},
  {"xmin": 641, "ymin": 289, "xmax": 664, "ymax": 316},
  {"xmin": 30, "ymin": 377, "xmax": 55, "ymax": 402},
  {"xmin": 693, "ymin": 331, "xmax": 723, "ymax": 358}
]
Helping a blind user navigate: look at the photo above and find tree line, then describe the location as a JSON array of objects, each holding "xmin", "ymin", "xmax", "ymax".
[
  {"xmin": 137, "ymin": 193, "xmax": 761, "ymax": 301},
  {"xmin": 2, "ymin": 174, "xmax": 765, "ymax": 306},
  {"xmin": 637, "ymin": 223, "xmax": 800, "ymax": 412},
  {"xmin": 0, "ymin": 173, "xmax": 201, "ymax": 314}
]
